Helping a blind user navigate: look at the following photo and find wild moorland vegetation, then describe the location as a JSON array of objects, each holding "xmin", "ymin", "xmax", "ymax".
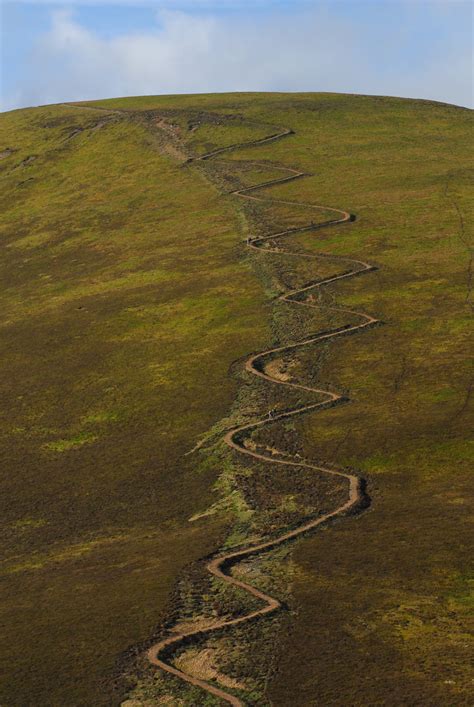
[{"xmin": 1, "ymin": 93, "xmax": 472, "ymax": 706}]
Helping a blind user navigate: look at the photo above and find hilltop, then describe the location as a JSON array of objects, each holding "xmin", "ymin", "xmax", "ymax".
[{"xmin": 1, "ymin": 93, "xmax": 472, "ymax": 706}]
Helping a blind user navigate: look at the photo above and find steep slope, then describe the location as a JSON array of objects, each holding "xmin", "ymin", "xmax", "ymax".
[
  {"xmin": 0, "ymin": 103, "xmax": 268, "ymax": 706},
  {"xmin": 1, "ymin": 94, "xmax": 472, "ymax": 706},
  {"xmin": 140, "ymin": 121, "xmax": 377, "ymax": 707}
]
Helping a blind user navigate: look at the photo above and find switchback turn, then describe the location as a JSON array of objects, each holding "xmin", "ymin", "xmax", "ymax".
[{"xmin": 147, "ymin": 123, "xmax": 379, "ymax": 705}]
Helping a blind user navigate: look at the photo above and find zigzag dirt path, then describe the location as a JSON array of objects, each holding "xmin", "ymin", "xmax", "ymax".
[
  {"xmin": 146, "ymin": 124, "xmax": 379, "ymax": 705},
  {"xmin": 60, "ymin": 103, "xmax": 378, "ymax": 705}
]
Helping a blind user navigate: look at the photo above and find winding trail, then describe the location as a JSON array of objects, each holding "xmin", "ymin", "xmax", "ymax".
[{"xmin": 146, "ymin": 123, "xmax": 379, "ymax": 705}]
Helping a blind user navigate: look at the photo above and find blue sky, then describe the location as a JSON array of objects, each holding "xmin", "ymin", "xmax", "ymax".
[{"xmin": 1, "ymin": 0, "xmax": 473, "ymax": 111}]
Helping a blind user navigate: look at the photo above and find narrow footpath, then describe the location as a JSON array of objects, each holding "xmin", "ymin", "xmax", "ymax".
[{"xmin": 147, "ymin": 124, "xmax": 379, "ymax": 705}]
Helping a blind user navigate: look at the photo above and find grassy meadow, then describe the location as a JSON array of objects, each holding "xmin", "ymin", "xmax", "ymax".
[{"xmin": 1, "ymin": 94, "xmax": 472, "ymax": 705}]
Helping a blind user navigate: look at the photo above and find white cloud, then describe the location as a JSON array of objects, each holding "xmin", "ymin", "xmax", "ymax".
[
  {"xmin": 5, "ymin": 0, "xmax": 315, "ymax": 5},
  {"xmin": 6, "ymin": 0, "xmax": 469, "ymax": 5},
  {"xmin": 4, "ymin": 5, "xmax": 473, "ymax": 110}
]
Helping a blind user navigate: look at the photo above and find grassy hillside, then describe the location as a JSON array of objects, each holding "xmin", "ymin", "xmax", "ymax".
[
  {"xmin": 1, "ymin": 94, "xmax": 472, "ymax": 706},
  {"xmin": 0, "ymin": 103, "xmax": 270, "ymax": 705}
]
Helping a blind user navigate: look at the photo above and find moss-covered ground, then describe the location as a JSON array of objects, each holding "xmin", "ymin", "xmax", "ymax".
[{"xmin": 1, "ymin": 93, "xmax": 472, "ymax": 705}]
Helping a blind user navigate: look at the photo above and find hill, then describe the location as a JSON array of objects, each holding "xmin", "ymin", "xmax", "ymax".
[{"xmin": 0, "ymin": 93, "xmax": 472, "ymax": 706}]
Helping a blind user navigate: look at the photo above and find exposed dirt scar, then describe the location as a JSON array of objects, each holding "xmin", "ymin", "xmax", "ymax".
[{"xmin": 145, "ymin": 123, "xmax": 380, "ymax": 705}]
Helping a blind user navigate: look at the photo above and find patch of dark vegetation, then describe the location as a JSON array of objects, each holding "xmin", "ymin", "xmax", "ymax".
[
  {"xmin": 61, "ymin": 119, "xmax": 112, "ymax": 143},
  {"xmin": 16, "ymin": 177, "xmax": 35, "ymax": 187},
  {"xmin": 17, "ymin": 154, "xmax": 36, "ymax": 167}
]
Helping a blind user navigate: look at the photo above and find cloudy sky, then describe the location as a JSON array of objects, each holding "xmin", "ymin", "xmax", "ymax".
[{"xmin": 1, "ymin": 0, "xmax": 473, "ymax": 111}]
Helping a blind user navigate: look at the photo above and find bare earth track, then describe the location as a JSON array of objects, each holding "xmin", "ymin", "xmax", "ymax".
[
  {"xmin": 144, "ymin": 124, "xmax": 380, "ymax": 705},
  {"xmin": 60, "ymin": 105, "xmax": 380, "ymax": 705}
]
